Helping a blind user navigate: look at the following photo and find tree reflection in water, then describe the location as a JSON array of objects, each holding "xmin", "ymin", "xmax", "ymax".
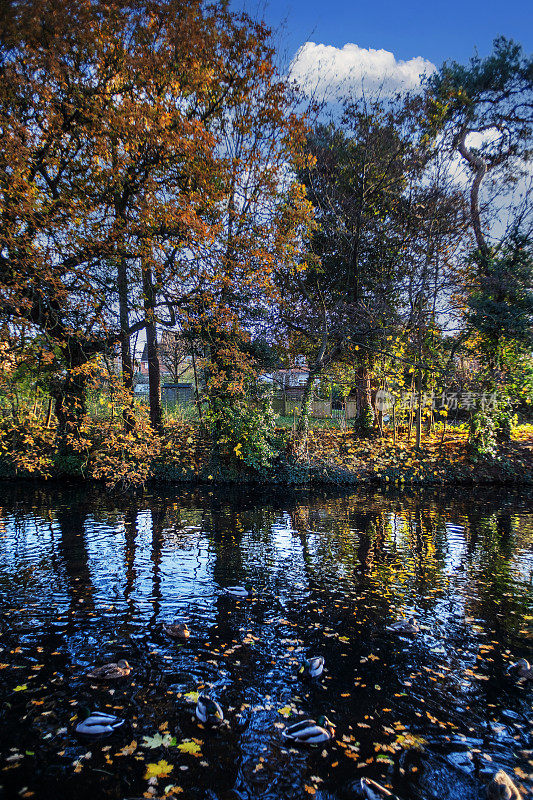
[{"xmin": 0, "ymin": 483, "xmax": 531, "ymax": 800}]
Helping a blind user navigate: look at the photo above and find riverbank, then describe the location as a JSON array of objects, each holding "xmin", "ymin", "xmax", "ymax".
[
  {"xmin": 154, "ymin": 423, "xmax": 533, "ymax": 486},
  {"xmin": 2, "ymin": 419, "xmax": 532, "ymax": 488},
  {"xmin": 304, "ymin": 424, "xmax": 533, "ymax": 486}
]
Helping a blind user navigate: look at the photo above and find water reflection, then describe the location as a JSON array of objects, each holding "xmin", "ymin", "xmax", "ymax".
[{"xmin": 0, "ymin": 483, "xmax": 531, "ymax": 800}]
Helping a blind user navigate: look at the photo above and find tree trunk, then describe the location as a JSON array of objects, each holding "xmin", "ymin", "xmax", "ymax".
[
  {"xmin": 51, "ymin": 339, "xmax": 93, "ymax": 433},
  {"xmin": 354, "ymin": 363, "xmax": 373, "ymax": 434},
  {"xmin": 295, "ymin": 371, "xmax": 316, "ymax": 452},
  {"xmin": 457, "ymin": 130, "xmax": 489, "ymax": 261},
  {"xmin": 191, "ymin": 345, "xmax": 203, "ymax": 421},
  {"xmin": 114, "ymin": 183, "xmax": 135, "ymax": 431},
  {"xmin": 142, "ymin": 263, "xmax": 163, "ymax": 433},
  {"xmin": 117, "ymin": 254, "xmax": 135, "ymax": 431},
  {"xmin": 415, "ymin": 369, "xmax": 422, "ymax": 450},
  {"xmin": 53, "ymin": 369, "xmax": 87, "ymax": 434}
]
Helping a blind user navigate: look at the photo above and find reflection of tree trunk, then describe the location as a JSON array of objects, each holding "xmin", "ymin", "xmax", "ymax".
[
  {"xmin": 496, "ymin": 512, "xmax": 513, "ymax": 557},
  {"xmin": 210, "ymin": 505, "xmax": 245, "ymax": 588},
  {"xmin": 292, "ymin": 503, "xmax": 309, "ymax": 532},
  {"xmin": 357, "ymin": 531, "xmax": 372, "ymax": 574},
  {"xmin": 414, "ymin": 508, "xmax": 424, "ymax": 558},
  {"xmin": 149, "ymin": 502, "xmax": 166, "ymax": 625},
  {"xmin": 206, "ymin": 500, "xmax": 248, "ymax": 649},
  {"xmin": 56, "ymin": 507, "xmax": 95, "ymax": 613},
  {"xmin": 290, "ymin": 509, "xmax": 314, "ymax": 581},
  {"xmin": 123, "ymin": 507, "xmax": 138, "ymax": 620},
  {"xmin": 353, "ymin": 513, "xmax": 381, "ymax": 575},
  {"xmin": 465, "ymin": 510, "xmax": 482, "ymax": 555}
]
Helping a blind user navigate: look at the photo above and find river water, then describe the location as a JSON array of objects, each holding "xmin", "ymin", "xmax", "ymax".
[{"xmin": 0, "ymin": 483, "xmax": 531, "ymax": 800}]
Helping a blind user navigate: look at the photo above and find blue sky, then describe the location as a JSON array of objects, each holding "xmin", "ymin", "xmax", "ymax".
[{"xmin": 236, "ymin": 0, "xmax": 531, "ymax": 70}]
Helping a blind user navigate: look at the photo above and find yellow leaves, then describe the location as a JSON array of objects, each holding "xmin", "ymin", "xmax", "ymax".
[
  {"xmin": 277, "ymin": 705, "xmax": 292, "ymax": 718},
  {"xmin": 144, "ymin": 760, "xmax": 174, "ymax": 780},
  {"xmin": 14, "ymin": 684, "xmax": 28, "ymax": 692},
  {"xmin": 175, "ymin": 739, "xmax": 202, "ymax": 756},
  {"xmin": 183, "ymin": 691, "xmax": 200, "ymax": 703},
  {"xmin": 395, "ymin": 732, "xmax": 426, "ymax": 750}
]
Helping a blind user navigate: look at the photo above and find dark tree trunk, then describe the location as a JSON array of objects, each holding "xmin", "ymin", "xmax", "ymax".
[
  {"xmin": 142, "ymin": 264, "xmax": 163, "ymax": 433},
  {"xmin": 114, "ymin": 185, "xmax": 135, "ymax": 431},
  {"xmin": 145, "ymin": 320, "xmax": 162, "ymax": 433},
  {"xmin": 117, "ymin": 254, "xmax": 135, "ymax": 431},
  {"xmin": 353, "ymin": 363, "xmax": 373, "ymax": 433},
  {"xmin": 52, "ymin": 344, "xmax": 89, "ymax": 433},
  {"xmin": 53, "ymin": 375, "xmax": 87, "ymax": 433}
]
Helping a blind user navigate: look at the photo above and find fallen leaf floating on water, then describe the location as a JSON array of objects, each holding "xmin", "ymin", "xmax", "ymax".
[
  {"xmin": 176, "ymin": 739, "xmax": 202, "ymax": 756},
  {"xmin": 144, "ymin": 760, "xmax": 174, "ymax": 780},
  {"xmin": 142, "ymin": 733, "xmax": 176, "ymax": 749},
  {"xmin": 278, "ymin": 705, "xmax": 293, "ymax": 718}
]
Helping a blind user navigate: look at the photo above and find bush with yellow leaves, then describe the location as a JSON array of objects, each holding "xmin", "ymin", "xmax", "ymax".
[
  {"xmin": 87, "ymin": 404, "xmax": 161, "ymax": 491},
  {"xmin": 0, "ymin": 411, "xmax": 56, "ymax": 478}
]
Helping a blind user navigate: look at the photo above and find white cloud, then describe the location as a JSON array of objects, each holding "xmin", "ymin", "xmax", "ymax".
[{"xmin": 290, "ymin": 42, "xmax": 436, "ymax": 100}]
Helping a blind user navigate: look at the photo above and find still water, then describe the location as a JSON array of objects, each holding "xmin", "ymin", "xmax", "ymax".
[{"xmin": 0, "ymin": 483, "xmax": 531, "ymax": 800}]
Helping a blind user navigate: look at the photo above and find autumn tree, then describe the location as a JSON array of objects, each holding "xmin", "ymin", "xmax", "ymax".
[
  {"xmin": 1, "ymin": 0, "xmax": 300, "ymax": 434},
  {"xmin": 170, "ymin": 33, "xmax": 313, "ymax": 447}
]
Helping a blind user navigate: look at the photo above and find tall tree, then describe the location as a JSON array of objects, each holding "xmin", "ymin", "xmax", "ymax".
[
  {"xmin": 172, "ymin": 34, "xmax": 313, "ymax": 426},
  {"xmin": 426, "ymin": 38, "xmax": 533, "ymax": 438},
  {"xmin": 1, "ymin": 0, "xmax": 294, "ymax": 432},
  {"xmin": 281, "ymin": 98, "xmax": 428, "ymax": 442}
]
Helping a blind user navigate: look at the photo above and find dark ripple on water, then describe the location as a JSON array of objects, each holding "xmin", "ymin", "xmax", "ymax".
[{"xmin": 0, "ymin": 483, "xmax": 531, "ymax": 800}]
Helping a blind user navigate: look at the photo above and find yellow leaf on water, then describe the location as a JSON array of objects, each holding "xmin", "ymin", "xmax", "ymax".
[
  {"xmin": 144, "ymin": 760, "xmax": 174, "ymax": 780},
  {"xmin": 176, "ymin": 739, "xmax": 202, "ymax": 756}
]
